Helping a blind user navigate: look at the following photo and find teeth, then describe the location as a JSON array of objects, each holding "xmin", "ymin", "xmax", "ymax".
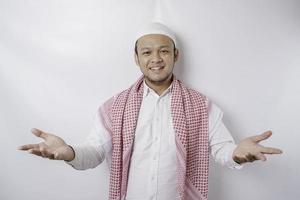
[{"xmin": 150, "ymin": 66, "xmax": 163, "ymax": 70}]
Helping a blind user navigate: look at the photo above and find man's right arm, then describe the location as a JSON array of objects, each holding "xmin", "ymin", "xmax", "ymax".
[
  {"xmin": 66, "ymin": 123, "xmax": 112, "ymax": 170},
  {"xmin": 66, "ymin": 106, "xmax": 113, "ymax": 170},
  {"xmin": 19, "ymin": 98, "xmax": 114, "ymax": 170}
]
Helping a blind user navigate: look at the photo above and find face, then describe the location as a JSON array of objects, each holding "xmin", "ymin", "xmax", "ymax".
[{"xmin": 134, "ymin": 34, "xmax": 178, "ymax": 87}]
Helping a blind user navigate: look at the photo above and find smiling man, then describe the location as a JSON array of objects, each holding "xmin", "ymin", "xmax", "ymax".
[
  {"xmin": 19, "ymin": 22, "xmax": 282, "ymax": 200},
  {"xmin": 134, "ymin": 33, "xmax": 178, "ymax": 95}
]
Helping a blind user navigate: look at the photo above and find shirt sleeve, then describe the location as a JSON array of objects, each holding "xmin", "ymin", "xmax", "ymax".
[
  {"xmin": 208, "ymin": 101, "xmax": 242, "ymax": 169},
  {"xmin": 66, "ymin": 109, "xmax": 112, "ymax": 170}
]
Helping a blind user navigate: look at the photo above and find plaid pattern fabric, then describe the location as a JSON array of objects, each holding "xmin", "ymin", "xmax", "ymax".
[{"xmin": 100, "ymin": 76, "xmax": 209, "ymax": 200}]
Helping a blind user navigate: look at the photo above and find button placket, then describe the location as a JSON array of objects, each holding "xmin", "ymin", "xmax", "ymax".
[{"xmin": 148, "ymin": 96, "xmax": 160, "ymax": 198}]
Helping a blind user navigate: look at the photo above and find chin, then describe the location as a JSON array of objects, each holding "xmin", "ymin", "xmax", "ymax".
[{"xmin": 147, "ymin": 75, "xmax": 172, "ymax": 84}]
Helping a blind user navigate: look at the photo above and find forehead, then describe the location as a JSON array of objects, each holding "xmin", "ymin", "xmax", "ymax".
[{"xmin": 137, "ymin": 34, "xmax": 174, "ymax": 48}]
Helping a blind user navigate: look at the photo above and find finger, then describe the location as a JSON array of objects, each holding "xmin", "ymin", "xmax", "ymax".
[
  {"xmin": 29, "ymin": 149, "xmax": 43, "ymax": 157},
  {"xmin": 38, "ymin": 148, "xmax": 54, "ymax": 158},
  {"xmin": 237, "ymin": 157, "xmax": 248, "ymax": 164},
  {"xmin": 251, "ymin": 130, "xmax": 272, "ymax": 143},
  {"xmin": 254, "ymin": 153, "xmax": 267, "ymax": 161},
  {"xmin": 260, "ymin": 147, "xmax": 283, "ymax": 154},
  {"xmin": 40, "ymin": 150, "xmax": 54, "ymax": 159},
  {"xmin": 39, "ymin": 143, "xmax": 55, "ymax": 158},
  {"xmin": 245, "ymin": 154, "xmax": 256, "ymax": 162},
  {"xmin": 18, "ymin": 144, "xmax": 39, "ymax": 151},
  {"xmin": 31, "ymin": 128, "xmax": 49, "ymax": 140},
  {"xmin": 53, "ymin": 152, "xmax": 61, "ymax": 160},
  {"xmin": 233, "ymin": 156, "xmax": 247, "ymax": 164},
  {"xmin": 48, "ymin": 154, "xmax": 55, "ymax": 160}
]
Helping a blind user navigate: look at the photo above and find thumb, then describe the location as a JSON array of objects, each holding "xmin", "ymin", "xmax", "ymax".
[
  {"xmin": 31, "ymin": 128, "xmax": 49, "ymax": 140},
  {"xmin": 53, "ymin": 152, "xmax": 61, "ymax": 160},
  {"xmin": 251, "ymin": 130, "xmax": 272, "ymax": 143}
]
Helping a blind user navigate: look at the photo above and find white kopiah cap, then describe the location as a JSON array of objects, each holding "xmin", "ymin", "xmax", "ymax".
[{"xmin": 134, "ymin": 22, "xmax": 177, "ymax": 47}]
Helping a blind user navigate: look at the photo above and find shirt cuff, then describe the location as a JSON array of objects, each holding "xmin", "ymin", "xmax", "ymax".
[{"xmin": 65, "ymin": 145, "xmax": 82, "ymax": 168}]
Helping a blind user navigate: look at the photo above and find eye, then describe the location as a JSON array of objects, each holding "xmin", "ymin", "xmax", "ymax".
[
  {"xmin": 142, "ymin": 51, "xmax": 151, "ymax": 56},
  {"xmin": 160, "ymin": 49, "xmax": 169, "ymax": 54}
]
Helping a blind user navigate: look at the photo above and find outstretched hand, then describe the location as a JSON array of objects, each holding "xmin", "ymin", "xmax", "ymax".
[
  {"xmin": 233, "ymin": 131, "xmax": 282, "ymax": 164},
  {"xmin": 18, "ymin": 128, "xmax": 75, "ymax": 162}
]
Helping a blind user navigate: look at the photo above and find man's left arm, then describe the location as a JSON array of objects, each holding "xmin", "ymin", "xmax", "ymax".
[{"xmin": 208, "ymin": 101, "xmax": 282, "ymax": 168}]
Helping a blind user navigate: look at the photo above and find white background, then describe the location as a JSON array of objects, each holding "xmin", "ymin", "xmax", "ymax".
[{"xmin": 1, "ymin": 0, "xmax": 299, "ymax": 199}]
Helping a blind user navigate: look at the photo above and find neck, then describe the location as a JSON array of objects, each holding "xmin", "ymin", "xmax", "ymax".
[{"xmin": 145, "ymin": 75, "xmax": 173, "ymax": 95}]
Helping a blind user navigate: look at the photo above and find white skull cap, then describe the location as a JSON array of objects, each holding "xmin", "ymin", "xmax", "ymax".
[{"xmin": 135, "ymin": 22, "xmax": 177, "ymax": 47}]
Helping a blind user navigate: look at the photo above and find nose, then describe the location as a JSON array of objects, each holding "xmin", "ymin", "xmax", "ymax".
[{"xmin": 151, "ymin": 52, "xmax": 163, "ymax": 63}]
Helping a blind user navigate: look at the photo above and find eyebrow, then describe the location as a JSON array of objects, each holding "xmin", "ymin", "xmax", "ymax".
[{"xmin": 140, "ymin": 45, "xmax": 172, "ymax": 51}]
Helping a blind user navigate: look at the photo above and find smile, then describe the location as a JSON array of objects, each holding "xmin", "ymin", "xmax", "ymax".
[{"xmin": 149, "ymin": 66, "xmax": 164, "ymax": 71}]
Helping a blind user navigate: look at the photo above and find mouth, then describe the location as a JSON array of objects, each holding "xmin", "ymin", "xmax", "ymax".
[{"xmin": 149, "ymin": 66, "xmax": 164, "ymax": 72}]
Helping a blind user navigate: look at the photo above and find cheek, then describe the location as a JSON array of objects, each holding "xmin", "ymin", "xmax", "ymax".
[
  {"xmin": 137, "ymin": 60, "xmax": 147, "ymax": 71},
  {"xmin": 163, "ymin": 54, "xmax": 174, "ymax": 60},
  {"xmin": 139, "ymin": 57, "xmax": 150, "ymax": 67},
  {"xmin": 164, "ymin": 56, "xmax": 175, "ymax": 65}
]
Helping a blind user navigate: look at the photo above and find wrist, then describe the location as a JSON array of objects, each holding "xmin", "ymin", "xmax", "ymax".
[{"xmin": 65, "ymin": 145, "xmax": 75, "ymax": 162}]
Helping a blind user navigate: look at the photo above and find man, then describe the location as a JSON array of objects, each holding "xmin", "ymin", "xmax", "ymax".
[{"xmin": 19, "ymin": 22, "xmax": 282, "ymax": 200}]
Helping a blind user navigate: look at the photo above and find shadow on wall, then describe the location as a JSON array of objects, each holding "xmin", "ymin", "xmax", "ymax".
[{"xmin": 173, "ymin": 38, "xmax": 186, "ymax": 81}]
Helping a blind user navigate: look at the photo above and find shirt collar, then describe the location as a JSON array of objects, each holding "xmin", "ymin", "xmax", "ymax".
[{"xmin": 142, "ymin": 80, "xmax": 173, "ymax": 98}]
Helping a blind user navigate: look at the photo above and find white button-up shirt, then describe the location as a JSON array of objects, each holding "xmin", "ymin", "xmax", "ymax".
[{"xmin": 68, "ymin": 81, "xmax": 240, "ymax": 200}]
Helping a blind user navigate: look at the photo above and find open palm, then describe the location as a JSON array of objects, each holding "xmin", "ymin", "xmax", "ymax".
[
  {"xmin": 233, "ymin": 131, "xmax": 282, "ymax": 164},
  {"xmin": 18, "ymin": 128, "xmax": 75, "ymax": 161}
]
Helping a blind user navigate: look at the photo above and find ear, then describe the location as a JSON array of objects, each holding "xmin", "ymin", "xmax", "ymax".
[
  {"xmin": 174, "ymin": 48, "xmax": 179, "ymax": 62},
  {"xmin": 134, "ymin": 53, "xmax": 140, "ymax": 66}
]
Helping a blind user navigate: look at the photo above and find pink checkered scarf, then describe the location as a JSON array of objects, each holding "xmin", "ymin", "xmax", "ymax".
[{"xmin": 100, "ymin": 76, "xmax": 209, "ymax": 200}]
